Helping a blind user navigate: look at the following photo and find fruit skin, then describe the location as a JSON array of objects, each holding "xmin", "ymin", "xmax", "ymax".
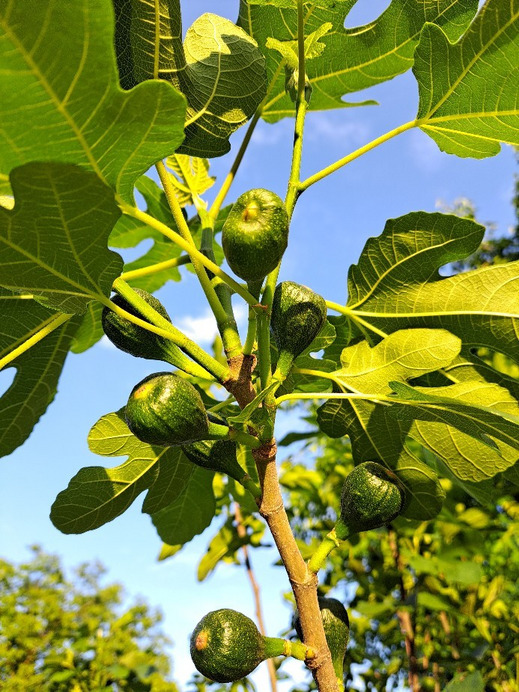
[
  {"xmin": 181, "ymin": 439, "xmax": 247, "ymax": 482},
  {"xmin": 271, "ymin": 281, "xmax": 327, "ymax": 377},
  {"xmin": 294, "ymin": 597, "xmax": 349, "ymax": 679},
  {"xmin": 102, "ymin": 288, "xmax": 177, "ymax": 362},
  {"xmin": 339, "ymin": 462, "xmax": 406, "ymax": 537},
  {"xmin": 190, "ymin": 609, "xmax": 265, "ymax": 683},
  {"xmin": 222, "ymin": 188, "xmax": 289, "ymax": 282},
  {"xmin": 125, "ymin": 372, "xmax": 210, "ymax": 446}
]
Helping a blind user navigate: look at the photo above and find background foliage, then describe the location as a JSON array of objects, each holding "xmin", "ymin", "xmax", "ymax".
[
  {"xmin": 0, "ymin": 548, "xmax": 178, "ymax": 691},
  {"xmin": 1, "ymin": 0, "xmax": 519, "ymax": 689}
]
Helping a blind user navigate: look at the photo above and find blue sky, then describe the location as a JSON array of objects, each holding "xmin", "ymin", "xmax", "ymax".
[{"xmin": 0, "ymin": 0, "xmax": 517, "ymax": 689}]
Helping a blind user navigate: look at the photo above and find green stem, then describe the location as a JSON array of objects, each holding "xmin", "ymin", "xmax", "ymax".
[
  {"xmin": 111, "ymin": 278, "xmax": 228, "ymax": 382},
  {"xmin": 256, "ymin": 309, "xmax": 272, "ymax": 393},
  {"xmin": 207, "ymin": 421, "xmax": 260, "ymax": 448},
  {"xmin": 326, "ymin": 301, "xmax": 389, "ymax": 339},
  {"xmin": 240, "ymin": 474, "xmax": 262, "ymax": 500},
  {"xmin": 300, "ymin": 120, "xmax": 416, "ymax": 192},
  {"xmin": 262, "ymin": 3, "xmax": 308, "ymax": 307},
  {"xmin": 242, "ymin": 279, "xmax": 263, "ymax": 357},
  {"xmin": 261, "ymin": 0, "xmax": 309, "ymax": 371},
  {"xmin": 263, "ymin": 636, "xmax": 316, "ymax": 662},
  {"xmin": 242, "ymin": 304, "xmax": 258, "ymax": 356},
  {"xmin": 156, "ymin": 161, "xmax": 235, "ymax": 335},
  {"xmin": 209, "ymin": 107, "xmax": 263, "ymax": 221},
  {"xmin": 291, "ymin": 367, "xmax": 338, "ymax": 382},
  {"xmin": 120, "ymin": 254, "xmax": 190, "ymax": 282},
  {"xmin": 228, "ymin": 428, "xmax": 262, "ymax": 449},
  {"xmin": 307, "ymin": 527, "xmax": 343, "ymax": 574},
  {"xmin": 0, "ymin": 311, "xmax": 73, "ymax": 370},
  {"xmin": 198, "ymin": 208, "xmax": 242, "ymax": 359},
  {"xmin": 208, "ymin": 58, "xmax": 286, "ymax": 222},
  {"xmin": 284, "ymin": 0, "xmax": 308, "ymax": 220},
  {"xmin": 118, "ymin": 202, "xmax": 259, "ymax": 308}
]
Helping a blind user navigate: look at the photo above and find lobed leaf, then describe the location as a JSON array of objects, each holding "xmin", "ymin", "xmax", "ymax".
[
  {"xmin": 317, "ymin": 328, "xmax": 461, "ymax": 518},
  {"xmin": 114, "ymin": 3, "xmax": 267, "ymax": 157},
  {"xmin": 0, "ymin": 290, "xmax": 81, "ymax": 458},
  {"xmin": 50, "ymin": 411, "xmax": 194, "ymax": 534},
  {"xmin": 239, "ymin": 0, "xmax": 478, "ymax": 121},
  {"xmin": 414, "ymin": 0, "xmax": 519, "ymax": 158},
  {"xmin": 179, "ymin": 13, "xmax": 267, "ymax": 157},
  {"xmin": 0, "ymin": 0, "xmax": 186, "ymax": 201},
  {"xmin": 347, "ymin": 212, "xmax": 519, "ymax": 364}
]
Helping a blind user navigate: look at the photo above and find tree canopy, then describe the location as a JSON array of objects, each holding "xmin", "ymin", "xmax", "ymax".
[{"xmin": 0, "ymin": 547, "xmax": 179, "ymax": 691}]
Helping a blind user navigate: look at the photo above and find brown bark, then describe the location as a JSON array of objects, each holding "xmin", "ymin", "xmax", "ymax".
[
  {"xmin": 254, "ymin": 442, "xmax": 338, "ymax": 690},
  {"xmin": 225, "ymin": 355, "xmax": 339, "ymax": 690}
]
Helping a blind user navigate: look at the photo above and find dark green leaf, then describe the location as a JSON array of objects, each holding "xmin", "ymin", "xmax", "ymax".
[
  {"xmin": 0, "ymin": 290, "xmax": 81, "ymax": 458},
  {"xmin": 151, "ymin": 467, "xmax": 216, "ymax": 545}
]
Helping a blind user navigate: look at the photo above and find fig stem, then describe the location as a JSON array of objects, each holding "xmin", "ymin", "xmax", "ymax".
[
  {"xmin": 307, "ymin": 525, "xmax": 347, "ymax": 574},
  {"xmin": 263, "ymin": 636, "xmax": 317, "ymax": 662}
]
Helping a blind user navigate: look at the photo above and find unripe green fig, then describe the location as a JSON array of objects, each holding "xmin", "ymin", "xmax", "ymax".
[
  {"xmin": 222, "ymin": 189, "xmax": 289, "ymax": 282},
  {"xmin": 338, "ymin": 462, "xmax": 406, "ymax": 538},
  {"xmin": 102, "ymin": 289, "xmax": 174, "ymax": 361},
  {"xmin": 181, "ymin": 440, "xmax": 261, "ymax": 498},
  {"xmin": 125, "ymin": 372, "xmax": 228, "ymax": 447},
  {"xmin": 271, "ymin": 281, "xmax": 327, "ymax": 379},
  {"xmin": 294, "ymin": 597, "xmax": 349, "ymax": 681},
  {"xmin": 190, "ymin": 609, "xmax": 313, "ymax": 683}
]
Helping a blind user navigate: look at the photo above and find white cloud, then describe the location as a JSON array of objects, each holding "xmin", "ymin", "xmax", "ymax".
[{"xmin": 176, "ymin": 304, "xmax": 248, "ymax": 346}]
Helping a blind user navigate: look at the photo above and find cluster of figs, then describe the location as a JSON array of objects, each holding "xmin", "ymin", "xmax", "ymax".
[{"xmin": 101, "ymin": 189, "xmax": 406, "ymax": 683}]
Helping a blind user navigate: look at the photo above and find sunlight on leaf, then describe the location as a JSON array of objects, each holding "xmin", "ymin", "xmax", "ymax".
[
  {"xmin": 239, "ymin": 0, "xmax": 478, "ymax": 121},
  {"xmin": 414, "ymin": 0, "xmax": 519, "ymax": 158}
]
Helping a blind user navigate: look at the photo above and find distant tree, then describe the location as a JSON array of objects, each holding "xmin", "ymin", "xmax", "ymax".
[{"xmin": 0, "ymin": 547, "xmax": 178, "ymax": 691}]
